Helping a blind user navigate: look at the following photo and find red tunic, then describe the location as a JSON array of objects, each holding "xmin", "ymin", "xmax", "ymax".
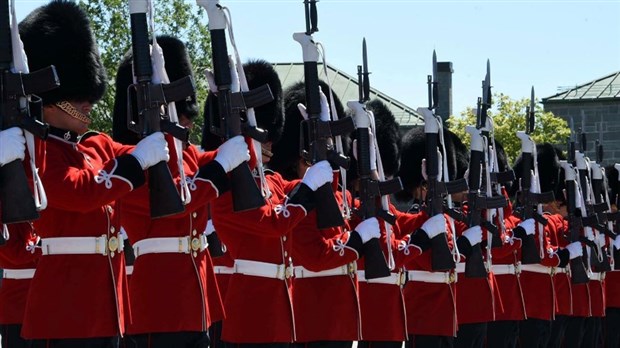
[
  {"xmin": 546, "ymin": 214, "xmax": 573, "ymax": 316},
  {"xmin": 403, "ymin": 212, "xmax": 457, "ymax": 337},
  {"xmin": 292, "ymin": 190, "xmax": 363, "ymax": 342},
  {"xmin": 22, "ymin": 132, "xmax": 145, "ymax": 339},
  {"xmin": 606, "ymin": 270, "xmax": 620, "ymax": 308},
  {"xmin": 212, "ymin": 171, "xmax": 312, "ymax": 344},
  {"xmin": 119, "ymin": 145, "xmax": 228, "ymax": 334},
  {"xmin": 0, "ymin": 222, "xmax": 40, "ymax": 324}
]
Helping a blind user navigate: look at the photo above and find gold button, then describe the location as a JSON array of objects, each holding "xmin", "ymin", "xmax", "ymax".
[
  {"xmin": 108, "ymin": 236, "xmax": 119, "ymax": 252},
  {"xmin": 284, "ymin": 251, "xmax": 288, "ymax": 257},
  {"xmin": 192, "ymin": 229, "xmax": 197, "ymax": 236},
  {"xmin": 192, "ymin": 212, "xmax": 197, "ymax": 218},
  {"xmin": 107, "ymin": 206, "xmax": 113, "ymax": 213},
  {"xmin": 110, "ymin": 226, "xmax": 115, "ymax": 233},
  {"xmin": 282, "ymin": 236, "xmax": 287, "ymax": 242}
]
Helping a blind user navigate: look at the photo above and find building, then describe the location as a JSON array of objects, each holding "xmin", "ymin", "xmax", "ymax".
[{"xmin": 543, "ymin": 71, "xmax": 620, "ymax": 164}]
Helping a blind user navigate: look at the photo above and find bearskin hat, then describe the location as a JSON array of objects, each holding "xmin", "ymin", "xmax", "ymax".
[
  {"xmin": 606, "ymin": 165, "xmax": 619, "ymax": 206},
  {"xmin": 112, "ymin": 35, "xmax": 197, "ymax": 144},
  {"xmin": 510, "ymin": 143, "xmax": 565, "ymax": 202},
  {"xmin": 395, "ymin": 126, "xmax": 469, "ymax": 202},
  {"xmin": 268, "ymin": 80, "xmax": 346, "ymax": 181},
  {"xmin": 201, "ymin": 99, "xmax": 223, "ymax": 151},
  {"xmin": 19, "ymin": 0, "xmax": 106, "ymax": 105}
]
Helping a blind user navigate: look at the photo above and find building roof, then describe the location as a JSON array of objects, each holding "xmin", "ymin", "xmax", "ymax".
[
  {"xmin": 272, "ymin": 62, "xmax": 423, "ymax": 127},
  {"xmin": 543, "ymin": 71, "xmax": 620, "ymax": 103}
]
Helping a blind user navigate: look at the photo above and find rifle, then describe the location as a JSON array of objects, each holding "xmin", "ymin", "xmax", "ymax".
[
  {"xmin": 198, "ymin": 0, "xmax": 274, "ymax": 212},
  {"xmin": 293, "ymin": 0, "xmax": 354, "ymax": 229},
  {"xmin": 560, "ymin": 138, "xmax": 589, "ymax": 284},
  {"xmin": 348, "ymin": 38, "xmax": 399, "ymax": 279},
  {"xmin": 423, "ymin": 50, "xmax": 464, "ymax": 271},
  {"xmin": 589, "ymin": 140, "xmax": 613, "ymax": 272},
  {"xmin": 127, "ymin": 0, "xmax": 194, "ymax": 218},
  {"xmin": 0, "ymin": 0, "xmax": 58, "ymax": 227},
  {"xmin": 515, "ymin": 87, "xmax": 555, "ymax": 264}
]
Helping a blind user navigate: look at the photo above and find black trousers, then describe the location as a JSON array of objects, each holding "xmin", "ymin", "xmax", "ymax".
[
  {"xmin": 292, "ymin": 343, "xmax": 352, "ymax": 348},
  {"xmin": 606, "ymin": 308, "xmax": 620, "ymax": 348},
  {"xmin": 357, "ymin": 341, "xmax": 403, "ymax": 348},
  {"xmin": 407, "ymin": 335, "xmax": 454, "ymax": 348},
  {"xmin": 581, "ymin": 317, "xmax": 603, "ymax": 348},
  {"xmin": 454, "ymin": 323, "xmax": 486, "ymax": 348},
  {"xmin": 564, "ymin": 316, "xmax": 586, "ymax": 348},
  {"xmin": 126, "ymin": 331, "xmax": 209, "ymax": 348},
  {"xmin": 222, "ymin": 343, "xmax": 289, "ymax": 348},
  {"xmin": 208, "ymin": 321, "xmax": 224, "ymax": 348},
  {"xmin": 1, "ymin": 324, "xmax": 30, "ymax": 348},
  {"xmin": 31, "ymin": 337, "xmax": 119, "ymax": 348},
  {"xmin": 486, "ymin": 320, "xmax": 519, "ymax": 348},
  {"xmin": 548, "ymin": 315, "xmax": 570, "ymax": 348},
  {"xmin": 519, "ymin": 318, "xmax": 551, "ymax": 348}
]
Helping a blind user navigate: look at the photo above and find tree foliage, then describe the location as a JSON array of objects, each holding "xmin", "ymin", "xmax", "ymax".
[
  {"xmin": 446, "ymin": 93, "xmax": 571, "ymax": 165},
  {"xmin": 79, "ymin": 0, "xmax": 211, "ymax": 144}
]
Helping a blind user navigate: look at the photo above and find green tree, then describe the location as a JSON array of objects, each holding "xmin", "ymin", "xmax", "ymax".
[
  {"xmin": 446, "ymin": 93, "xmax": 570, "ymax": 165},
  {"xmin": 79, "ymin": 0, "xmax": 211, "ymax": 144}
]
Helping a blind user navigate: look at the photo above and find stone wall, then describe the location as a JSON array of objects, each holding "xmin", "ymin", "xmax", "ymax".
[{"xmin": 543, "ymin": 100, "xmax": 620, "ymax": 165}]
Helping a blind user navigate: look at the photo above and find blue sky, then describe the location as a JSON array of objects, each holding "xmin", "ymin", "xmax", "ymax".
[{"xmin": 16, "ymin": 0, "xmax": 620, "ymax": 117}]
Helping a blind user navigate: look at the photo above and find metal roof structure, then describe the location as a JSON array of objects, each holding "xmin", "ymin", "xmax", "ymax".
[
  {"xmin": 272, "ymin": 62, "xmax": 423, "ymax": 127},
  {"xmin": 543, "ymin": 71, "xmax": 620, "ymax": 103}
]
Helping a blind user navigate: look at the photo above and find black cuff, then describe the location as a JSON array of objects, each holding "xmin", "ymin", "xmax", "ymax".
[
  {"xmin": 348, "ymin": 230, "xmax": 365, "ymax": 255},
  {"xmin": 288, "ymin": 183, "xmax": 316, "ymax": 213},
  {"xmin": 115, "ymin": 155, "xmax": 146, "ymax": 189},
  {"xmin": 409, "ymin": 229, "xmax": 432, "ymax": 252},
  {"xmin": 513, "ymin": 226, "xmax": 528, "ymax": 240},
  {"xmin": 197, "ymin": 161, "xmax": 230, "ymax": 196},
  {"xmin": 456, "ymin": 236, "xmax": 474, "ymax": 258},
  {"xmin": 557, "ymin": 248, "xmax": 570, "ymax": 268}
]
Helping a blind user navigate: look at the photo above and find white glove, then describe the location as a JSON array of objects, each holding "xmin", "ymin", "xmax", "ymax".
[
  {"xmin": 0, "ymin": 127, "xmax": 26, "ymax": 166},
  {"xmin": 214, "ymin": 136, "xmax": 250, "ymax": 173},
  {"xmin": 566, "ymin": 241, "xmax": 583, "ymax": 259},
  {"xmin": 355, "ymin": 217, "xmax": 381, "ymax": 244},
  {"xmin": 130, "ymin": 132, "xmax": 169, "ymax": 170},
  {"xmin": 301, "ymin": 160, "xmax": 333, "ymax": 191},
  {"xmin": 205, "ymin": 55, "xmax": 240, "ymax": 94},
  {"xmin": 297, "ymin": 87, "xmax": 331, "ymax": 122},
  {"xmin": 518, "ymin": 218, "xmax": 536, "ymax": 236},
  {"xmin": 352, "ymin": 131, "xmax": 377, "ymax": 171},
  {"xmin": 204, "ymin": 219, "xmax": 216, "ymax": 236},
  {"xmin": 421, "ymin": 214, "xmax": 446, "ymax": 239},
  {"xmin": 613, "ymin": 235, "xmax": 620, "ymax": 250},
  {"xmin": 594, "ymin": 232, "xmax": 606, "ymax": 248},
  {"xmin": 421, "ymin": 150, "xmax": 443, "ymax": 182},
  {"xmin": 462, "ymin": 226, "xmax": 483, "ymax": 246}
]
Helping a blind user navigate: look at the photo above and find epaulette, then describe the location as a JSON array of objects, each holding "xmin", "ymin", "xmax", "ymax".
[{"xmin": 78, "ymin": 131, "xmax": 101, "ymax": 143}]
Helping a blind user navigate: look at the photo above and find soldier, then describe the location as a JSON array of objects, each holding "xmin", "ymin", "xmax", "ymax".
[
  {"xmin": 205, "ymin": 59, "xmax": 334, "ymax": 347},
  {"xmin": 111, "ymin": 35, "xmax": 248, "ymax": 347},
  {"xmin": 18, "ymin": 1, "xmax": 169, "ymax": 346},
  {"xmin": 508, "ymin": 143, "xmax": 583, "ymax": 348},
  {"xmin": 604, "ymin": 164, "xmax": 620, "ymax": 348}
]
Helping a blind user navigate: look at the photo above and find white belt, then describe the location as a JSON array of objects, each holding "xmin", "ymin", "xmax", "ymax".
[
  {"xmin": 554, "ymin": 267, "xmax": 570, "ymax": 275},
  {"xmin": 126, "ymin": 265, "xmax": 133, "ymax": 276},
  {"xmin": 407, "ymin": 270, "xmax": 457, "ymax": 284},
  {"xmin": 214, "ymin": 266, "xmax": 234, "ymax": 275},
  {"xmin": 294, "ymin": 264, "xmax": 356, "ymax": 279},
  {"xmin": 358, "ymin": 270, "xmax": 406, "ymax": 286},
  {"xmin": 133, "ymin": 236, "xmax": 208, "ymax": 258},
  {"xmin": 491, "ymin": 264, "xmax": 520, "ymax": 275},
  {"xmin": 234, "ymin": 259, "xmax": 293, "ymax": 280},
  {"xmin": 520, "ymin": 264, "xmax": 554, "ymax": 275},
  {"xmin": 590, "ymin": 272, "xmax": 605, "ymax": 281},
  {"xmin": 2, "ymin": 268, "xmax": 36, "ymax": 280},
  {"xmin": 42, "ymin": 235, "xmax": 123, "ymax": 256}
]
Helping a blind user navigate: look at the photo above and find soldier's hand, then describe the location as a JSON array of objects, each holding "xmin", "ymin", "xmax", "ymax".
[
  {"xmin": 214, "ymin": 136, "xmax": 250, "ymax": 173},
  {"xmin": 420, "ymin": 214, "xmax": 446, "ymax": 239},
  {"xmin": 297, "ymin": 87, "xmax": 331, "ymax": 122},
  {"xmin": 205, "ymin": 55, "xmax": 240, "ymax": 94},
  {"xmin": 517, "ymin": 218, "xmax": 536, "ymax": 236},
  {"xmin": 0, "ymin": 127, "xmax": 26, "ymax": 166},
  {"xmin": 566, "ymin": 241, "xmax": 583, "ymax": 259},
  {"xmin": 131, "ymin": 132, "xmax": 169, "ymax": 170},
  {"xmin": 462, "ymin": 226, "xmax": 483, "ymax": 246},
  {"xmin": 301, "ymin": 160, "xmax": 333, "ymax": 191},
  {"xmin": 354, "ymin": 217, "xmax": 381, "ymax": 243}
]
